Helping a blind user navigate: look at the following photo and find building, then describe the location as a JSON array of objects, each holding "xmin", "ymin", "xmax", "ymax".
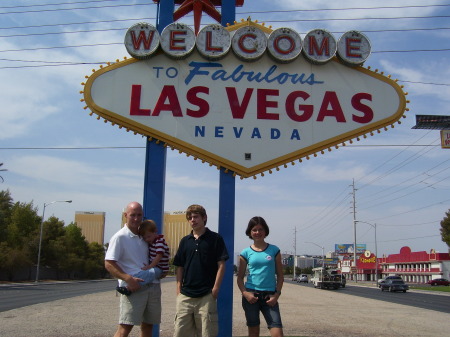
[
  {"xmin": 163, "ymin": 211, "xmax": 191, "ymax": 259},
  {"xmin": 74, "ymin": 211, "xmax": 105, "ymax": 245},
  {"xmin": 379, "ymin": 246, "xmax": 450, "ymax": 283},
  {"xmin": 339, "ymin": 246, "xmax": 450, "ymax": 283}
]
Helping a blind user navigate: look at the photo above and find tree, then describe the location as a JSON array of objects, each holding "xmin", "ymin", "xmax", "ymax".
[
  {"xmin": 440, "ymin": 209, "xmax": 450, "ymax": 249},
  {"xmin": 0, "ymin": 190, "xmax": 13, "ymax": 242},
  {"xmin": 40, "ymin": 216, "xmax": 68, "ymax": 272},
  {"xmin": 85, "ymin": 242, "xmax": 107, "ymax": 278},
  {"xmin": 0, "ymin": 190, "xmax": 107, "ymax": 281},
  {"xmin": 0, "ymin": 242, "xmax": 31, "ymax": 281},
  {"xmin": 0, "ymin": 163, "xmax": 6, "ymax": 182},
  {"xmin": 8, "ymin": 201, "xmax": 41, "ymax": 249}
]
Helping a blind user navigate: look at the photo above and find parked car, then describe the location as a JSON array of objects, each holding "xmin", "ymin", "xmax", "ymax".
[
  {"xmin": 380, "ymin": 279, "xmax": 409, "ymax": 292},
  {"xmin": 297, "ymin": 274, "xmax": 308, "ymax": 283},
  {"xmin": 377, "ymin": 275, "xmax": 403, "ymax": 288},
  {"xmin": 427, "ymin": 278, "xmax": 450, "ymax": 286}
]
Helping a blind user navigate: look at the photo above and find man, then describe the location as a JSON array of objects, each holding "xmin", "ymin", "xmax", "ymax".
[
  {"xmin": 173, "ymin": 204, "xmax": 229, "ymax": 337},
  {"xmin": 105, "ymin": 201, "xmax": 161, "ymax": 337}
]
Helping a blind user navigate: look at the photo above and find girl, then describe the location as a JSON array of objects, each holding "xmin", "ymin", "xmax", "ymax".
[{"xmin": 237, "ymin": 216, "xmax": 284, "ymax": 337}]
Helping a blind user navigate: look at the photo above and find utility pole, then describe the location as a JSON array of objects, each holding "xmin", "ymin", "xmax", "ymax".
[
  {"xmin": 352, "ymin": 179, "xmax": 358, "ymax": 283},
  {"xmin": 293, "ymin": 227, "xmax": 297, "ymax": 279}
]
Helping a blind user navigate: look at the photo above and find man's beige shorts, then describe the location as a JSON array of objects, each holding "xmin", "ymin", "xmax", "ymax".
[
  {"xmin": 119, "ymin": 283, "xmax": 161, "ymax": 326},
  {"xmin": 173, "ymin": 293, "xmax": 218, "ymax": 337}
]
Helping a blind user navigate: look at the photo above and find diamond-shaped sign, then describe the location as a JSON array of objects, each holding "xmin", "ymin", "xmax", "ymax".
[{"xmin": 82, "ymin": 24, "xmax": 406, "ymax": 178}]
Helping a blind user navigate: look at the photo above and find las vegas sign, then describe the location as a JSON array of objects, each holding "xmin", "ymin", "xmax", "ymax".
[{"xmin": 81, "ymin": 20, "xmax": 407, "ymax": 178}]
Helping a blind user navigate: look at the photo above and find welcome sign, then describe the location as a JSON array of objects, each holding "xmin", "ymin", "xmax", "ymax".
[{"xmin": 82, "ymin": 20, "xmax": 407, "ymax": 178}]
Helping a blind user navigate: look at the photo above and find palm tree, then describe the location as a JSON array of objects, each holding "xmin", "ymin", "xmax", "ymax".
[{"xmin": 0, "ymin": 163, "xmax": 7, "ymax": 182}]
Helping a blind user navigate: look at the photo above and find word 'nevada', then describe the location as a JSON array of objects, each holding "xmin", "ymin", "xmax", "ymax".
[
  {"xmin": 130, "ymin": 85, "xmax": 374, "ymax": 124},
  {"xmin": 124, "ymin": 22, "xmax": 371, "ymax": 66}
]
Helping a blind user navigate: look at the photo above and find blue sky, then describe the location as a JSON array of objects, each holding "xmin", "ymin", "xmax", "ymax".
[{"xmin": 1, "ymin": 0, "xmax": 450, "ymax": 258}]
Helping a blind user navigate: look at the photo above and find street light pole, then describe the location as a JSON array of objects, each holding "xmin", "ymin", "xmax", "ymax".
[
  {"xmin": 356, "ymin": 221, "xmax": 378, "ymax": 282},
  {"xmin": 306, "ymin": 241, "xmax": 325, "ymax": 285},
  {"xmin": 305, "ymin": 241, "xmax": 325, "ymax": 267},
  {"xmin": 35, "ymin": 200, "xmax": 72, "ymax": 283}
]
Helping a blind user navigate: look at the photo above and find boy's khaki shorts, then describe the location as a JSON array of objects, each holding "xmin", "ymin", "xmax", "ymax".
[
  {"xmin": 119, "ymin": 283, "xmax": 161, "ymax": 326},
  {"xmin": 173, "ymin": 293, "xmax": 218, "ymax": 337}
]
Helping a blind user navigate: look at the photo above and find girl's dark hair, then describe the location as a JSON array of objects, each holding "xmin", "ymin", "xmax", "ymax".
[{"xmin": 245, "ymin": 216, "xmax": 269, "ymax": 239}]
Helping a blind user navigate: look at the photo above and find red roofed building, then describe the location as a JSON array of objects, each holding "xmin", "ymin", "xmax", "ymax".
[
  {"xmin": 379, "ymin": 246, "xmax": 450, "ymax": 284},
  {"xmin": 339, "ymin": 246, "xmax": 450, "ymax": 283}
]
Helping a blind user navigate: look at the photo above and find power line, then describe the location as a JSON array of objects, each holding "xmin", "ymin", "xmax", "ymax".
[
  {"xmin": 0, "ymin": 17, "xmax": 152, "ymax": 30},
  {"xmin": 0, "ymin": 2, "xmax": 154, "ymax": 15},
  {"xmin": 238, "ymin": 4, "xmax": 450, "ymax": 14},
  {"xmin": 0, "ymin": 0, "xmax": 131, "ymax": 9},
  {"xmin": 367, "ymin": 197, "xmax": 450, "ymax": 222},
  {"xmin": 0, "ymin": 144, "xmax": 442, "ymax": 150},
  {"xmin": 3, "ymin": 25, "xmax": 450, "ymax": 39}
]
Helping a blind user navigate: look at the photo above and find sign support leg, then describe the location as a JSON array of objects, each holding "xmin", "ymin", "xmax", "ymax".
[
  {"xmin": 143, "ymin": 139, "xmax": 167, "ymax": 337},
  {"xmin": 218, "ymin": 168, "xmax": 236, "ymax": 337}
]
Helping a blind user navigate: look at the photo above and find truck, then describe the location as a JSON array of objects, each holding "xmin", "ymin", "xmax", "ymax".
[{"xmin": 311, "ymin": 267, "xmax": 342, "ymax": 289}]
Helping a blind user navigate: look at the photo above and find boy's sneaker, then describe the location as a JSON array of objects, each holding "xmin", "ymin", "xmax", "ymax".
[{"xmin": 116, "ymin": 286, "xmax": 132, "ymax": 296}]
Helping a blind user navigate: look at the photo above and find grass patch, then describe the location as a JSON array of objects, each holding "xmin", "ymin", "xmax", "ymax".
[{"xmin": 410, "ymin": 285, "xmax": 450, "ymax": 293}]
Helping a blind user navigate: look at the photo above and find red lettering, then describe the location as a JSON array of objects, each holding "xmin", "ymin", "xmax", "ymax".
[
  {"xmin": 274, "ymin": 35, "xmax": 295, "ymax": 55},
  {"xmin": 285, "ymin": 91, "xmax": 313, "ymax": 122},
  {"xmin": 152, "ymin": 85, "xmax": 183, "ymax": 117},
  {"xmin": 205, "ymin": 31, "xmax": 222, "ymax": 52},
  {"xmin": 257, "ymin": 89, "xmax": 279, "ymax": 120},
  {"xmin": 308, "ymin": 36, "xmax": 330, "ymax": 56},
  {"xmin": 238, "ymin": 33, "xmax": 257, "ymax": 54},
  {"xmin": 226, "ymin": 87, "xmax": 254, "ymax": 119},
  {"xmin": 186, "ymin": 86, "xmax": 210, "ymax": 118},
  {"xmin": 317, "ymin": 91, "xmax": 346, "ymax": 122},
  {"xmin": 352, "ymin": 93, "xmax": 373, "ymax": 123},
  {"xmin": 130, "ymin": 30, "xmax": 155, "ymax": 50},
  {"xmin": 346, "ymin": 38, "xmax": 361, "ymax": 58},
  {"xmin": 130, "ymin": 85, "xmax": 150, "ymax": 116},
  {"xmin": 170, "ymin": 30, "xmax": 187, "ymax": 51}
]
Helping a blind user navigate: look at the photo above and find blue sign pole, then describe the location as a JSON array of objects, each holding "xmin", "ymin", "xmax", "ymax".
[
  {"xmin": 221, "ymin": 0, "xmax": 237, "ymax": 27},
  {"xmin": 143, "ymin": 139, "xmax": 166, "ymax": 337},
  {"xmin": 145, "ymin": 3, "xmax": 173, "ymax": 337},
  {"xmin": 218, "ymin": 3, "xmax": 237, "ymax": 337},
  {"xmin": 218, "ymin": 168, "xmax": 236, "ymax": 337}
]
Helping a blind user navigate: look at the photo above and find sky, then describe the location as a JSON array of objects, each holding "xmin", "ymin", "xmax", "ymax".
[{"xmin": 1, "ymin": 0, "xmax": 450, "ymax": 259}]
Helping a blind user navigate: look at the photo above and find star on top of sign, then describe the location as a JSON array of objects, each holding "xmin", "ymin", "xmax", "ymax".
[{"xmin": 154, "ymin": 0, "xmax": 244, "ymax": 35}]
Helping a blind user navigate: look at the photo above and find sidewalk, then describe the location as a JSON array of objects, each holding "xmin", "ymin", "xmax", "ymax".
[{"xmin": 0, "ymin": 279, "xmax": 448, "ymax": 337}]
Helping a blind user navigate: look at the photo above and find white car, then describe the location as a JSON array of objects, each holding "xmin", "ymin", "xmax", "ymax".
[
  {"xmin": 297, "ymin": 274, "xmax": 308, "ymax": 283},
  {"xmin": 377, "ymin": 276, "xmax": 402, "ymax": 288}
]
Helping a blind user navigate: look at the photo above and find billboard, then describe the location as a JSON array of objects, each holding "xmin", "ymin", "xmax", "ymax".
[
  {"xmin": 82, "ymin": 20, "xmax": 407, "ymax": 178},
  {"xmin": 335, "ymin": 243, "xmax": 366, "ymax": 255},
  {"xmin": 441, "ymin": 130, "xmax": 450, "ymax": 148}
]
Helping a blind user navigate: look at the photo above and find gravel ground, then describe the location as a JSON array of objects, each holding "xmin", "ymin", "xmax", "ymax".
[{"xmin": 0, "ymin": 280, "xmax": 448, "ymax": 337}]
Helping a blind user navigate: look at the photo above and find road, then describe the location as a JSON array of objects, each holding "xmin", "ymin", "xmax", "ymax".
[
  {"xmin": 0, "ymin": 280, "xmax": 117, "ymax": 312},
  {"xmin": 1, "ymin": 279, "xmax": 449, "ymax": 337},
  {"xmin": 1, "ymin": 279, "xmax": 449, "ymax": 314},
  {"xmin": 286, "ymin": 280, "xmax": 450, "ymax": 314}
]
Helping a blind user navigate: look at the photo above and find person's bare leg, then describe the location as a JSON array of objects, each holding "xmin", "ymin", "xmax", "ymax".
[
  {"xmin": 113, "ymin": 324, "xmax": 133, "ymax": 337},
  {"xmin": 140, "ymin": 322, "xmax": 153, "ymax": 337},
  {"xmin": 249, "ymin": 325, "xmax": 260, "ymax": 337},
  {"xmin": 270, "ymin": 327, "xmax": 284, "ymax": 337}
]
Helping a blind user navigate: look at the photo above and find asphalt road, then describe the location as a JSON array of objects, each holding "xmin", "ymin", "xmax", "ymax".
[
  {"xmin": 0, "ymin": 279, "xmax": 117, "ymax": 312},
  {"xmin": 1, "ymin": 279, "xmax": 449, "ymax": 337},
  {"xmin": 287, "ymin": 280, "xmax": 450, "ymax": 313},
  {"xmin": 2, "ymin": 278, "xmax": 449, "ymax": 314}
]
